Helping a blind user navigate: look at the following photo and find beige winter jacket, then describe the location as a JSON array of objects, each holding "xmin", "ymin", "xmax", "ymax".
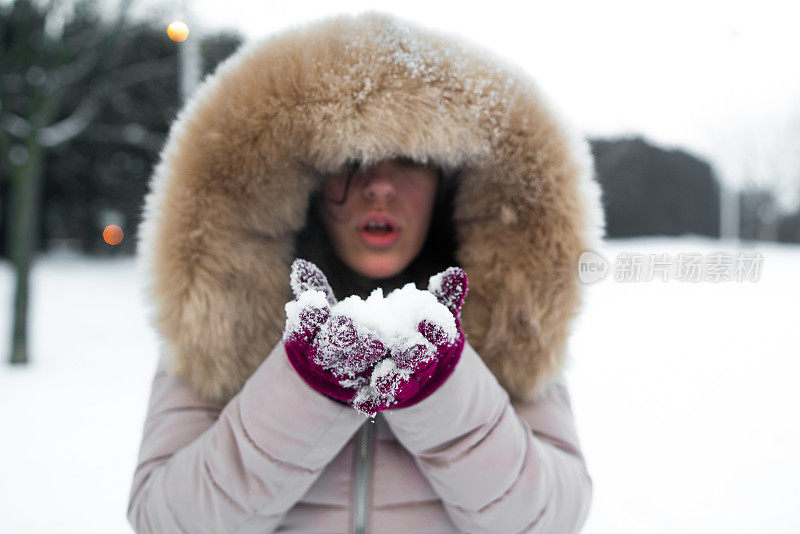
[{"xmin": 129, "ymin": 11, "xmax": 605, "ymax": 533}]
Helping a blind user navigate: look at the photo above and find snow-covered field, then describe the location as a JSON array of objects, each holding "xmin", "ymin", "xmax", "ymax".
[{"xmin": 0, "ymin": 236, "xmax": 797, "ymax": 533}]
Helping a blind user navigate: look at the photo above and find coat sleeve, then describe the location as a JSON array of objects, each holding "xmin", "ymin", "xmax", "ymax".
[
  {"xmin": 382, "ymin": 340, "xmax": 592, "ymax": 534},
  {"xmin": 127, "ymin": 342, "xmax": 367, "ymax": 534}
]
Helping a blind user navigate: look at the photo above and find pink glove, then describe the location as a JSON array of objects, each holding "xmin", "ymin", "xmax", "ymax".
[
  {"xmin": 283, "ymin": 259, "xmax": 386, "ymax": 404},
  {"xmin": 352, "ymin": 267, "xmax": 468, "ymax": 415}
]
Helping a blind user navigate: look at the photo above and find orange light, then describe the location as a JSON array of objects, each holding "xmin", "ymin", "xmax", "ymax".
[
  {"xmin": 103, "ymin": 225, "xmax": 124, "ymax": 245},
  {"xmin": 167, "ymin": 21, "xmax": 189, "ymax": 42}
]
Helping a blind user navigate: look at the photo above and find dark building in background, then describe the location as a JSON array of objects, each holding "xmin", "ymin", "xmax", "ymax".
[
  {"xmin": 778, "ymin": 211, "xmax": 800, "ymax": 243},
  {"xmin": 590, "ymin": 136, "xmax": 721, "ymax": 239}
]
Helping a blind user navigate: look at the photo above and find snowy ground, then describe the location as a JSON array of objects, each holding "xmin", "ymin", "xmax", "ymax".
[{"xmin": 0, "ymin": 236, "xmax": 797, "ymax": 533}]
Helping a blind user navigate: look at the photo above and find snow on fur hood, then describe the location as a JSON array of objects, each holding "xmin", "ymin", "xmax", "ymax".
[{"xmin": 136, "ymin": 12, "xmax": 605, "ymax": 405}]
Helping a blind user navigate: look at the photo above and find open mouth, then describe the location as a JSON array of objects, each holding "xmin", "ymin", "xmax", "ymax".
[
  {"xmin": 358, "ymin": 215, "xmax": 401, "ymax": 248},
  {"xmin": 362, "ymin": 221, "xmax": 395, "ymax": 236}
]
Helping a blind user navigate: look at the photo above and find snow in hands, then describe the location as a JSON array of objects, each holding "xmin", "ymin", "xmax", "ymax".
[
  {"xmin": 334, "ymin": 283, "xmax": 458, "ymax": 414},
  {"xmin": 283, "ymin": 259, "xmax": 462, "ymax": 416}
]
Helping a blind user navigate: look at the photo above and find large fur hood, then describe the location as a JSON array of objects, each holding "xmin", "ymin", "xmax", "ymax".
[{"xmin": 137, "ymin": 12, "xmax": 605, "ymax": 405}]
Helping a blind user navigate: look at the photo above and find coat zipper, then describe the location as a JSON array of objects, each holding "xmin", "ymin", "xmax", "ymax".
[{"xmin": 352, "ymin": 418, "xmax": 376, "ymax": 534}]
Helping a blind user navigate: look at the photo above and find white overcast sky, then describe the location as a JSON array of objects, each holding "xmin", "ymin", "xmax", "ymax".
[{"xmin": 129, "ymin": 0, "xmax": 800, "ymax": 206}]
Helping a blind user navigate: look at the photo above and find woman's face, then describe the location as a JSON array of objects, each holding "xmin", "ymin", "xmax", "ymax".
[{"xmin": 320, "ymin": 158, "xmax": 439, "ymax": 280}]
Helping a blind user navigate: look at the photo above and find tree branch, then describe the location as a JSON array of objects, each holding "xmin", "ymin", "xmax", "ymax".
[
  {"xmin": 84, "ymin": 122, "xmax": 165, "ymax": 152},
  {"xmin": 50, "ymin": 0, "xmax": 137, "ymax": 89},
  {"xmin": 0, "ymin": 111, "xmax": 31, "ymax": 139},
  {"xmin": 108, "ymin": 54, "xmax": 177, "ymax": 90},
  {"xmin": 37, "ymin": 55, "xmax": 175, "ymax": 148},
  {"xmin": 52, "ymin": 48, "xmax": 102, "ymax": 86},
  {"xmin": 36, "ymin": 95, "xmax": 99, "ymax": 147}
]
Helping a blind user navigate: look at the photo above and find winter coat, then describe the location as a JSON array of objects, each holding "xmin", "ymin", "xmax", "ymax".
[{"xmin": 128, "ymin": 11, "xmax": 605, "ymax": 534}]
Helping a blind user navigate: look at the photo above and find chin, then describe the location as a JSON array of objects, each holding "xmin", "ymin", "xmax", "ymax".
[{"xmin": 353, "ymin": 256, "xmax": 407, "ymax": 280}]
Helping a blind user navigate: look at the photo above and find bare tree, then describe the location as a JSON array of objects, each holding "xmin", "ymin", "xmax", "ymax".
[
  {"xmin": 703, "ymin": 109, "xmax": 800, "ymax": 243},
  {"xmin": 1, "ymin": 0, "xmax": 174, "ymax": 364}
]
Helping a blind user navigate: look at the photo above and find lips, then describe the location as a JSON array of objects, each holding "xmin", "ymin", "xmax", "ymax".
[{"xmin": 357, "ymin": 213, "xmax": 401, "ymax": 248}]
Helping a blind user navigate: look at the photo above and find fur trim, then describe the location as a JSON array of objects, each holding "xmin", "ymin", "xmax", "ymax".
[{"xmin": 137, "ymin": 12, "xmax": 605, "ymax": 404}]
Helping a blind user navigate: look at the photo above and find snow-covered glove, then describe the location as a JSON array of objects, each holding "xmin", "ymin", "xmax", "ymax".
[
  {"xmin": 352, "ymin": 267, "xmax": 468, "ymax": 415},
  {"xmin": 282, "ymin": 259, "xmax": 386, "ymax": 404}
]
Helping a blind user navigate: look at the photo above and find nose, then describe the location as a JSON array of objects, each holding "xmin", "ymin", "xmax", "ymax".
[{"xmin": 361, "ymin": 164, "xmax": 396, "ymax": 202}]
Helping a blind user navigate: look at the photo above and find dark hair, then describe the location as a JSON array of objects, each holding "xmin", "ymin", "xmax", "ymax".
[
  {"xmin": 325, "ymin": 156, "xmax": 442, "ymax": 207},
  {"xmin": 327, "ymin": 159, "xmax": 361, "ymax": 206},
  {"xmin": 293, "ymin": 164, "xmax": 460, "ymax": 299}
]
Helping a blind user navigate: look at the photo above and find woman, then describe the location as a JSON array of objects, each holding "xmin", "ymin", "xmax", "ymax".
[{"xmin": 129, "ymin": 12, "xmax": 604, "ymax": 533}]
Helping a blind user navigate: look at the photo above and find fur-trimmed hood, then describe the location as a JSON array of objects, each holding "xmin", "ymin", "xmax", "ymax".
[{"xmin": 137, "ymin": 12, "xmax": 605, "ymax": 405}]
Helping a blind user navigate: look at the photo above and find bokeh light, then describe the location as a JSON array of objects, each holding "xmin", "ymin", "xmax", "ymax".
[
  {"xmin": 167, "ymin": 21, "xmax": 189, "ymax": 42},
  {"xmin": 103, "ymin": 225, "xmax": 124, "ymax": 245}
]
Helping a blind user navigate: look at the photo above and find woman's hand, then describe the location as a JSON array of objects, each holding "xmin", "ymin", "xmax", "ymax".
[
  {"xmin": 283, "ymin": 259, "xmax": 386, "ymax": 404},
  {"xmin": 352, "ymin": 266, "xmax": 468, "ymax": 415},
  {"xmin": 284, "ymin": 259, "xmax": 468, "ymax": 416}
]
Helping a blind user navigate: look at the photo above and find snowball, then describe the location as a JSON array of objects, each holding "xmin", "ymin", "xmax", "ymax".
[
  {"xmin": 285, "ymin": 282, "xmax": 458, "ymax": 414},
  {"xmin": 428, "ymin": 271, "xmax": 444, "ymax": 294},
  {"xmin": 332, "ymin": 283, "xmax": 457, "ymax": 351}
]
